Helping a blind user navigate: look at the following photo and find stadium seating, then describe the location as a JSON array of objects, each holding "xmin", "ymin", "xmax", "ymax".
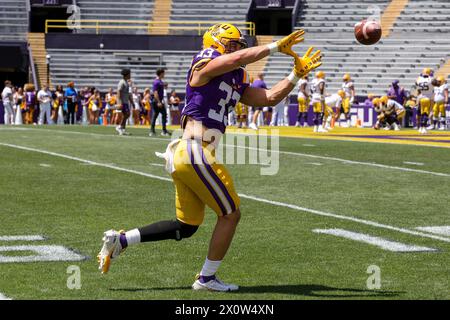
[
  {"xmin": 170, "ymin": 0, "xmax": 249, "ymax": 25},
  {"xmin": 47, "ymin": 0, "xmax": 450, "ymax": 97},
  {"xmin": 0, "ymin": 0, "xmax": 29, "ymax": 41},
  {"xmin": 281, "ymin": 0, "xmax": 450, "ymax": 96},
  {"xmin": 48, "ymin": 48, "xmax": 195, "ymax": 93},
  {"xmin": 77, "ymin": 0, "xmax": 155, "ymax": 34}
]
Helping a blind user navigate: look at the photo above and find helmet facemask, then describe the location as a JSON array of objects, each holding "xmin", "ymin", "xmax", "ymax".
[{"xmin": 221, "ymin": 37, "xmax": 248, "ymax": 54}]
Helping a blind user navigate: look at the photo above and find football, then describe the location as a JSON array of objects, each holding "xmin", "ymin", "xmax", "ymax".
[{"xmin": 354, "ymin": 19, "xmax": 382, "ymax": 45}]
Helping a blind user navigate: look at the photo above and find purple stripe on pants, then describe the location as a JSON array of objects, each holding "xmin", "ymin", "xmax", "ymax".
[
  {"xmin": 187, "ymin": 139, "xmax": 227, "ymax": 215},
  {"xmin": 199, "ymin": 146, "xmax": 236, "ymax": 213}
]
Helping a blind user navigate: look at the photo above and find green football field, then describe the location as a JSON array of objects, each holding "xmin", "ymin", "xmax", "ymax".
[{"xmin": 0, "ymin": 125, "xmax": 449, "ymax": 300}]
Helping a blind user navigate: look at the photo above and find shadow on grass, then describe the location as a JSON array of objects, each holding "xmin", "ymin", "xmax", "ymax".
[{"xmin": 110, "ymin": 284, "xmax": 402, "ymax": 298}]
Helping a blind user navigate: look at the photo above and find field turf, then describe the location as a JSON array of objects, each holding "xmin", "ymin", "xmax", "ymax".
[{"xmin": 0, "ymin": 125, "xmax": 449, "ymax": 300}]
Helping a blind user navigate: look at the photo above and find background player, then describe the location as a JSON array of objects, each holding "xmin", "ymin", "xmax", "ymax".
[
  {"xmin": 335, "ymin": 73, "xmax": 355, "ymax": 127},
  {"xmin": 324, "ymin": 90, "xmax": 345, "ymax": 130},
  {"xmin": 310, "ymin": 71, "xmax": 327, "ymax": 132},
  {"xmin": 432, "ymin": 76, "xmax": 448, "ymax": 130},
  {"xmin": 296, "ymin": 74, "xmax": 309, "ymax": 127},
  {"xmin": 415, "ymin": 68, "xmax": 434, "ymax": 134}
]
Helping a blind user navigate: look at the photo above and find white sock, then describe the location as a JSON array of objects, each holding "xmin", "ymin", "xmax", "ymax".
[
  {"xmin": 200, "ymin": 258, "xmax": 222, "ymax": 277},
  {"xmin": 125, "ymin": 228, "xmax": 141, "ymax": 246}
]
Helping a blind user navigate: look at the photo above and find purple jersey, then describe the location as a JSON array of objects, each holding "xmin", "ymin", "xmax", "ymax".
[
  {"xmin": 25, "ymin": 92, "xmax": 36, "ymax": 107},
  {"xmin": 182, "ymin": 48, "xmax": 250, "ymax": 133},
  {"xmin": 153, "ymin": 78, "xmax": 165, "ymax": 102}
]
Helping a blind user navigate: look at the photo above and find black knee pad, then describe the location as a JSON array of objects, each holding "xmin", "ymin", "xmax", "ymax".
[{"xmin": 175, "ymin": 220, "xmax": 199, "ymax": 241}]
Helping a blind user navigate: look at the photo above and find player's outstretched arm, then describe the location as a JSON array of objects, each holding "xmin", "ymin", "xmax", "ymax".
[
  {"xmin": 192, "ymin": 30, "xmax": 305, "ymax": 86},
  {"xmin": 240, "ymin": 47, "xmax": 322, "ymax": 107}
]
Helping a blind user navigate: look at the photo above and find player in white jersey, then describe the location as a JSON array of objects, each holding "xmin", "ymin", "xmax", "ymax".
[
  {"xmin": 310, "ymin": 71, "xmax": 327, "ymax": 132},
  {"xmin": 377, "ymin": 96, "xmax": 405, "ymax": 131},
  {"xmin": 415, "ymin": 68, "xmax": 434, "ymax": 134},
  {"xmin": 296, "ymin": 75, "xmax": 310, "ymax": 127},
  {"xmin": 335, "ymin": 73, "xmax": 355, "ymax": 127},
  {"xmin": 324, "ymin": 90, "xmax": 345, "ymax": 130},
  {"xmin": 432, "ymin": 76, "xmax": 448, "ymax": 130}
]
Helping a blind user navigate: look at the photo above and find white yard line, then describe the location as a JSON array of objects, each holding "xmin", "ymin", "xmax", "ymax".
[
  {"xmin": 403, "ymin": 161, "xmax": 425, "ymax": 166},
  {"xmin": 0, "ymin": 293, "xmax": 12, "ymax": 300},
  {"xmin": 0, "ymin": 143, "xmax": 172, "ymax": 183},
  {"xmin": 0, "ymin": 235, "xmax": 45, "ymax": 241},
  {"xmin": 1, "ymin": 142, "xmax": 450, "ymax": 245},
  {"xmin": 2, "ymin": 127, "xmax": 450, "ymax": 178},
  {"xmin": 149, "ymin": 163, "xmax": 165, "ymax": 167},
  {"xmin": 416, "ymin": 226, "xmax": 450, "ymax": 237},
  {"xmin": 313, "ymin": 229, "xmax": 437, "ymax": 252}
]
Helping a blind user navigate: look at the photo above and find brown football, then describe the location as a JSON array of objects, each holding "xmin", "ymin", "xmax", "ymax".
[{"xmin": 354, "ymin": 19, "xmax": 382, "ymax": 45}]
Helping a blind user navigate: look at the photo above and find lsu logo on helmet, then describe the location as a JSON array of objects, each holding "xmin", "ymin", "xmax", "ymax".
[{"xmin": 203, "ymin": 23, "xmax": 247, "ymax": 54}]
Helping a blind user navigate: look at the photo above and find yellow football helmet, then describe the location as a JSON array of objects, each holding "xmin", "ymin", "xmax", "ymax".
[
  {"xmin": 316, "ymin": 71, "xmax": 325, "ymax": 79},
  {"xmin": 436, "ymin": 75, "xmax": 446, "ymax": 84},
  {"xmin": 367, "ymin": 93, "xmax": 375, "ymax": 100},
  {"xmin": 422, "ymin": 68, "xmax": 432, "ymax": 76},
  {"xmin": 343, "ymin": 73, "xmax": 351, "ymax": 81},
  {"xmin": 372, "ymin": 98, "xmax": 380, "ymax": 106},
  {"xmin": 203, "ymin": 23, "xmax": 247, "ymax": 54},
  {"xmin": 337, "ymin": 90, "xmax": 345, "ymax": 99},
  {"xmin": 380, "ymin": 96, "xmax": 388, "ymax": 104}
]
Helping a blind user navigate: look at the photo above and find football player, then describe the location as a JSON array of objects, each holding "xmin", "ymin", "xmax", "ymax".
[
  {"xmin": 415, "ymin": 68, "xmax": 434, "ymax": 134},
  {"xmin": 372, "ymin": 97, "xmax": 387, "ymax": 130},
  {"xmin": 324, "ymin": 90, "xmax": 345, "ymax": 130},
  {"xmin": 432, "ymin": 76, "xmax": 448, "ymax": 130},
  {"xmin": 296, "ymin": 74, "xmax": 309, "ymax": 127},
  {"xmin": 235, "ymin": 101, "xmax": 248, "ymax": 128},
  {"xmin": 97, "ymin": 24, "xmax": 321, "ymax": 292},
  {"xmin": 310, "ymin": 71, "xmax": 327, "ymax": 132},
  {"xmin": 377, "ymin": 96, "xmax": 405, "ymax": 131},
  {"xmin": 335, "ymin": 73, "xmax": 355, "ymax": 127}
]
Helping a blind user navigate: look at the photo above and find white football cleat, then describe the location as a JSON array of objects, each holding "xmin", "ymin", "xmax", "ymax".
[
  {"xmin": 318, "ymin": 125, "xmax": 328, "ymax": 133},
  {"xmin": 439, "ymin": 126, "xmax": 445, "ymax": 131},
  {"xmin": 192, "ymin": 275, "xmax": 239, "ymax": 292},
  {"xmin": 249, "ymin": 122, "xmax": 258, "ymax": 130},
  {"xmin": 393, "ymin": 123, "xmax": 400, "ymax": 131},
  {"xmin": 313, "ymin": 125, "xmax": 318, "ymax": 132},
  {"xmin": 97, "ymin": 229, "xmax": 125, "ymax": 274}
]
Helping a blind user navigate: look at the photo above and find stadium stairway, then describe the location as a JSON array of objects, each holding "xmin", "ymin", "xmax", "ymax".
[
  {"xmin": 380, "ymin": 0, "xmax": 409, "ymax": 37},
  {"xmin": 436, "ymin": 60, "xmax": 450, "ymax": 79},
  {"xmin": 0, "ymin": 0, "xmax": 29, "ymax": 41},
  {"xmin": 28, "ymin": 33, "xmax": 48, "ymax": 88},
  {"xmin": 246, "ymin": 35, "xmax": 273, "ymax": 81},
  {"xmin": 149, "ymin": 0, "xmax": 173, "ymax": 35}
]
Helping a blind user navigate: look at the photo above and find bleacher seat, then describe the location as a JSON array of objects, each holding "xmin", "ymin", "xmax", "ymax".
[
  {"xmin": 0, "ymin": 0, "xmax": 28, "ymax": 41},
  {"xmin": 77, "ymin": 0, "xmax": 155, "ymax": 34}
]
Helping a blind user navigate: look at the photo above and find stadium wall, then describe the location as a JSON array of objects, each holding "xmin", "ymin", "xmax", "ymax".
[{"xmin": 45, "ymin": 34, "xmax": 257, "ymax": 51}]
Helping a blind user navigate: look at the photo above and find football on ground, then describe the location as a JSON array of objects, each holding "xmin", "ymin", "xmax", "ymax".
[{"xmin": 354, "ymin": 19, "xmax": 382, "ymax": 45}]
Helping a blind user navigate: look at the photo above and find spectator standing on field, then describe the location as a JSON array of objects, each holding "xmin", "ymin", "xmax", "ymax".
[
  {"xmin": 2, "ymin": 80, "xmax": 14, "ymax": 125},
  {"xmin": 65, "ymin": 82, "xmax": 78, "ymax": 125},
  {"xmin": 37, "ymin": 84, "xmax": 54, "ymax": 125}
]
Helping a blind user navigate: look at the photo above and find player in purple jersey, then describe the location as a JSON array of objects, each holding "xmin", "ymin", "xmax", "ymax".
[{"xmin": 97, "ymin": 23, "xmax": 322, "ymax": 292}]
